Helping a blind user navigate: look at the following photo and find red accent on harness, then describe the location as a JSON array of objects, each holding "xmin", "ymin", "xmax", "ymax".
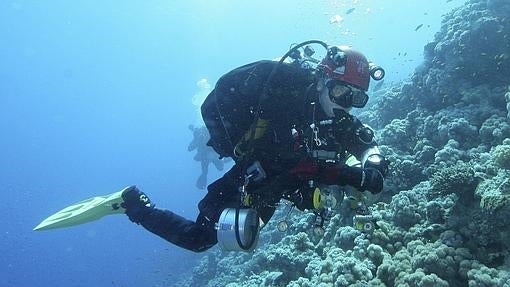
[
  {"xmin": 290, "ymin": 159, "xmax": 345, "ymax": 184},
  {"xmin": 320, "ymin": 165, "xmax": 342, "ymax": 185},
  {"xmin": 289, "ymin": 158, "xmax": 319, "ymax": 180}
]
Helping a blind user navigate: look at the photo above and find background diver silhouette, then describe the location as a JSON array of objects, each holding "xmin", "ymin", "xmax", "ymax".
[{"xmin": 187, "ymin": 124, "xmax": 227, "ymax": 189}]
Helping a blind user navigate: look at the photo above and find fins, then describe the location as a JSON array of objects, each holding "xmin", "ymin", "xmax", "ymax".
[{"xmin": 33, "ymin": 186, "xmax": 131, "ymax": 231}]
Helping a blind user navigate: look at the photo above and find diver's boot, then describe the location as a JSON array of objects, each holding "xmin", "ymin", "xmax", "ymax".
[{"xmin": 121, "ymin": 185, "xmax": 154, "ymax": 224}]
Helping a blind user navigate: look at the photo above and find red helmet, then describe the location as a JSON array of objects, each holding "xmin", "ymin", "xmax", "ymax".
[{"xmin": 318, "ymin": 46, "xmax": 371, "ymax": 91}]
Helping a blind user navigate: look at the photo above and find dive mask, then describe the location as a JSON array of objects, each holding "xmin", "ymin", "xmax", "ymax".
[{"xmin": 326, "ymin": 80, "xmax": 369, "ymax": 108}]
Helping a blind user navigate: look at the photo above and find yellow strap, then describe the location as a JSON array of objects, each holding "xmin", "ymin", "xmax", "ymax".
[
  {"xmin": 345, "ymin": 154, "xmax": 361, "ymax": 167},
  {"xmin": 313, "ymin": 187, "xmax": 322, "ymax": 209},
  {"xmin": 234, "ymin": 118, "xmax": 270, "ymax": 158},
  {"xmin": 242, "ymin": 194, "xmax": 253, "ymax": 207},
  {"xmin": 253, "ymin": 118, "xmax": 269, "ymax": 139}
]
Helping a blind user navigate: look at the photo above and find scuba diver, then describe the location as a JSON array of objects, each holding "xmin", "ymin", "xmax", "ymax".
[
  {"xmin": 121, "ymin": 41, "xmax": 389, "ymax": 252},
  {"xmin": 188, "ymin": 124, "xmax": 226, "ymax": 190}
]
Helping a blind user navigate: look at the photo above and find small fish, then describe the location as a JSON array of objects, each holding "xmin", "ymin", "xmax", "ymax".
[
  {"xmin": 415, "ymin": 24, "xmax": 424, "ymax": 31},
  {"xmin": 496, "ymin": 53, "xmax": 509, "ymax": 60},
  {"xmin": 404, "ymin": 52, "xmax": 408, "ymax": 56},
  {"xmin": 447, "ymin": 0, "xmax": 454, "ymax": 2},
  {"xmin": 345, "ymin": 8, "xmax": 356, "ymax": 15}
]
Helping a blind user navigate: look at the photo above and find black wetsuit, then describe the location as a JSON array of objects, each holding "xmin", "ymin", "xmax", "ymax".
[{"xmin": 132, "ymin": 61, "xmax": 379, "ymax": 252}]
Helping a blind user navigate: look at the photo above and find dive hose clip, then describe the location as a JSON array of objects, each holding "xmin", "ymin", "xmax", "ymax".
[{"xmin": 246, "ymin": 161, "xmax": 267, "ymax": 182}]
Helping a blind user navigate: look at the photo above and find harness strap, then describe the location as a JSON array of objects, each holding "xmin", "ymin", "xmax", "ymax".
[{"xmin": 233, "ymin": 118, "xmax": 270, "ymax": 158}]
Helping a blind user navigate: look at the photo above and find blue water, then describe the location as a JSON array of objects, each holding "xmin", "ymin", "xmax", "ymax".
[{"xmin": 0, "ymin": 1, "xmax": 463, "ymax": 286}]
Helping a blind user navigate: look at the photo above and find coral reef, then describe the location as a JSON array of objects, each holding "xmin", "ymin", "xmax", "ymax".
[
  {"xmin": 491, "ymin": 138, "xmax": 510, "ymax": 169},
  {"xmin": 429, "ymin": 161, "xmax": 478, "ymax": 200},
  {"xmin": 177, "ymin": 1, "xmax": 510, "ymax": 286}
]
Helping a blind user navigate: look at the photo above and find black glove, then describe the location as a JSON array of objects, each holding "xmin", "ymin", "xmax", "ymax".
[
  {"xmin": 361, "ymin": 168, "xmax": 384, "ymax": 194},
  {"xmin": 331, "ymin": 165, "xmax": 384, "ymax": 194},
  {"xmin": 121, "ymin": 185, "xmax": 153, "ymax": 223}
]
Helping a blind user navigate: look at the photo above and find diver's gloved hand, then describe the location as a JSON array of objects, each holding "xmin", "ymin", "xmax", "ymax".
[
  {"xmin": 320, "ymin": 165, "xmax": 384, "ymax": 194},
  {"xmin": 121, "ymin": 185, "xmax": 154, "ymax": 224},
  {"xmin": 360, "ymin": 168, "xmax": 384, "ymax": 194}
]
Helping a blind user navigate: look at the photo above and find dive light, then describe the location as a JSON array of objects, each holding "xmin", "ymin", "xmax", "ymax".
[{"xmin": 369, "ymin": 63, "xmax": 385, "ymax": 81}]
